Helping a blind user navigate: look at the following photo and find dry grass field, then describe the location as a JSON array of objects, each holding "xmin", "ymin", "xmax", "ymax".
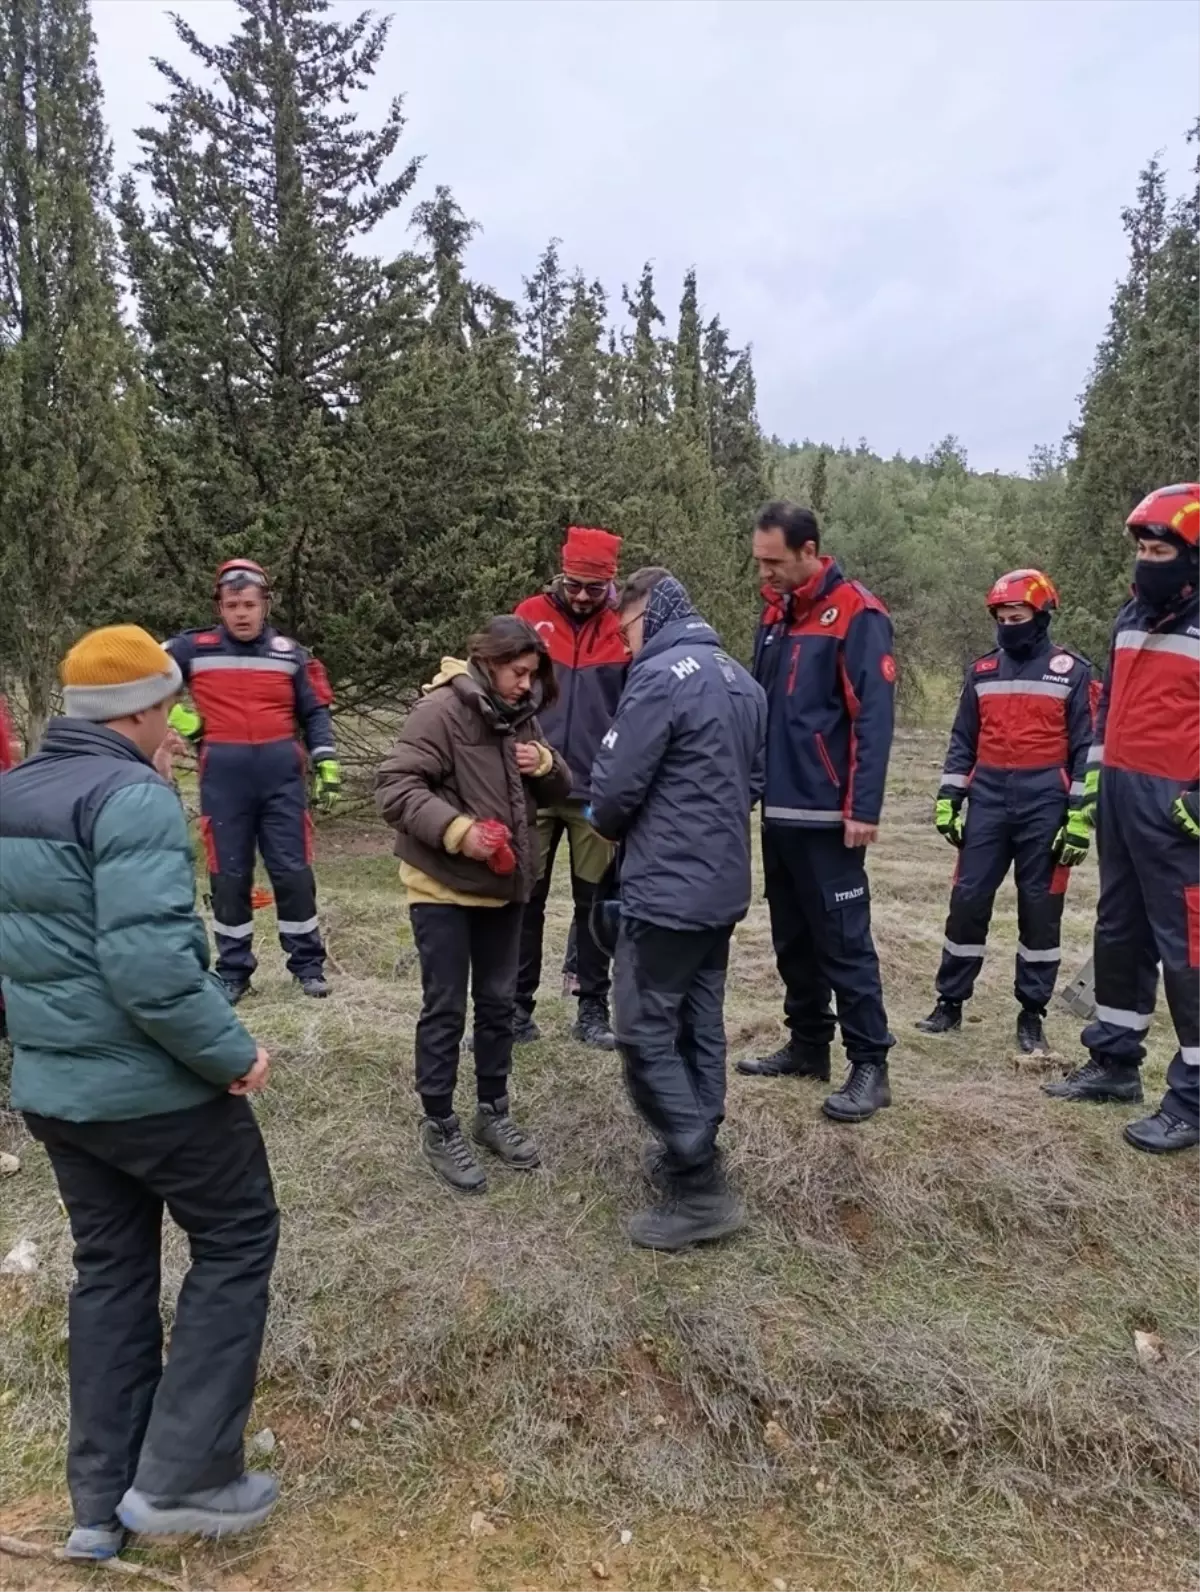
[{"xmin": 2, "ymin": 729, "xmax": 1197, "ymax": 1592}]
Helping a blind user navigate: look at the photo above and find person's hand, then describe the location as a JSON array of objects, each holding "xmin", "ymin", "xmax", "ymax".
[
  {"xmin": 229, "ymin": 1044, "xmax": 270, "ymax": 1095},
  {"xmin": 1172, "ymin": 789, "xmax": 1200, "ymax": 840},
  {"xmin": 514, "ymin": 742, "xmax": 542, "ymax": 775},
  {"xmin": 460, "ymin": 823, "xmax": 496, "ymax": 862},
  {"xmin": 934, "ymin": 796, "xmax": 965, "ymax": 848},
  {"xmin": 1052, "ymin": 811, "xmax": 1091, "ymax": 866},
  {"xmin": 313, "ymin": 759, "xmax": 342, "ymax": 813},
  {"xmin": 844, "ymin": 819, "xmax": 879, "ymax": 848},
  {"xmin": 153, "ymin": 729, "xmax": 188, "ymax": 781}
]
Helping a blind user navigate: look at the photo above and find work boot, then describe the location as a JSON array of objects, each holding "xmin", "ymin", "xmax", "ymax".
[
  {"xmin": 640, "ymin": 1141, "xmax": 669, "ymax": 1190},
  {"xmin": 1123, "ymin": 1109, "xmax": 1200, "ymax": 1154},
  {"xmin": 472, "ymin": 1096, "xmax": 541, "ymax": 1170},
  {"xmin": 219, "ymin": 977, "xmax": 253, "ymax": 1005},
  {"xmin": 736, "ymin": 1042, "xmax": 831, "ymax": 1080},
  {"xmin": 572, "ymin": 997, "xmax": 616, "ymax": 1051},
  {"xmin": 64, "ymin": 1522, "xmax": 126, "ymax": 1561},
  {"xmin": 628, "ymin": 1164, "xmax": 745, "ymax": 1252},
  {"xmin": 117, "ymin": 1472, "xmax": 279, "ymax": 1539},
  {"xmin": 1017, "ymin": 1008, "xmax": 1048, "ymax": 1055},
  {"xmin": 420, "ymin": 1114, "xmax": 487, "ymax": 1194},
  {"xmin": 297, "ymin": 974, "xmax": 329, "ymax": 998},
  {"xmin": 822, "ymin": 1062, "xmax": 891, "ymax": 1123},
  {"xmin": 512, "ymin": 1011, "xmax": 542, "ymax": 1045},
  {"xmin": 915, "ymin": 999, "xmax": 961, "ymax": 1035},
  {"xmin": 1042, "ymin": 1057, "xmax": 1143, "ymax": 1104}
]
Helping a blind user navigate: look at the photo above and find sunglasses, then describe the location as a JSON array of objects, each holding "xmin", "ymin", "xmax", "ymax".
[{"xmin": 562, "ymin": 577, "xmax": 609, "ymax": 600}]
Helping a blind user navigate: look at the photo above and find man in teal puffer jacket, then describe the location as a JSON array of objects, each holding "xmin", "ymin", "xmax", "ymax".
[{"xmin": 0, "ymin": 626, "xmax": 280, "ymax": 1558}]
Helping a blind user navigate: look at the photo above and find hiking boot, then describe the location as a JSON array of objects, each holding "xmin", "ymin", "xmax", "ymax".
[
  {"xmin": 65, "ymin": 1522, "xmax": 125, "ymax": 1561},
  {"xmin": 823, "ymin": 1062, "xmax": 891, "ymax": 1123},
  {"xmin": 1042, "ymin": 1057, "xmax": 1143, "ymax": 1104},
  {"xmin": 512, "ymin": 1012, "xmax": 542, "ymax": 1045},
  {"xmin": 117, "ymin": 1472, "xmax": 279, "ymax": 1540},
  {"xmin": 1017, "ymin": 1008, "xmax": 1048, "ymax": 1055},
  {"xmin": 1123, "ymin": 1109, "xmax": 1200, "ymax": 1154},
  {"xmin": 572, "ymin": 997, "xmax": 616, "ymax": 1051},
  {"xmin": 297, "ymin": 974, "xmax": 329, "ymax": 998},
  {"xmin": 472, "ymin": 1096, "xmax": 541, "ymax": 1170},
  {"xmin": 628, "ymin": 1176, "xmax": 746, "ymax": 1252},
  {"xmin": 219, "ymin": 977, "xmax": 253, "ymax": 1005},
  {"xmin": 641, "ymin": 1141, "xmax": 669, "ymax": 1190},
  {"xmin": 736, "ymin": 1043, "xmax": 831, "ymax": 1080},
  {"xmin": 420, "ymin": 1114, "xmax": 487, "ymax": 1193},
  {"xmin": 915, "ymin": 999, "xmax": 961, "ymax": 1035}
]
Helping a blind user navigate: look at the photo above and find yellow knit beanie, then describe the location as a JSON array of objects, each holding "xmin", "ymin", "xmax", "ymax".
[{"xmin": 60, "ymin": 625, "xmax": 183, "ymax": 721}]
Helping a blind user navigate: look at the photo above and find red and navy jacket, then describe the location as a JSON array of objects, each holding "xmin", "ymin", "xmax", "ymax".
[
  {"xmin": 938, "ymin": 640, "xmax": 1094, "ymax": 811},
  {"xmin": 165, "ymin": 625, "xmax": 336, "ymax": 759},
  {"xmin": 514, "ymin": 587, "xmax": 628, "ymax": 801},
  {"xmin": 1090, "ymin": 592, "xmax": 1199, "ymax": 816},
  {"xmin": 753, "ymin": 558, "xmax": 896, "ymax": 828}
]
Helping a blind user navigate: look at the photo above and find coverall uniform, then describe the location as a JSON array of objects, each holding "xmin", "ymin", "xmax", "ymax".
[
  {"xmin": 934, "ymin": 640, "xmax": 1094, "ymax": 1013},
  {"xmin": 1079, "ymin": 594, "xmax": 1199, "ymax": 1125},
  {"xmin": 753, "ymin": 558, "xmax": 897, "ymax": 1079},
  {"xmin": 165, "ymin": 624, "xmax": 336, "ymax": 985}
]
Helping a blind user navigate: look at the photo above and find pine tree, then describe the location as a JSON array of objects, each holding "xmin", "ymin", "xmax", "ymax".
[
  {"xmin": 671, "ymin": 267, "xmax": 703, "ymax": 434},
  {"xmin": 809, "ymin": 445, "xmax": 830, "ymax": 517},
  {"xmin": 0, "ymin": 0, "xmax": 148, "ymax": 746}
]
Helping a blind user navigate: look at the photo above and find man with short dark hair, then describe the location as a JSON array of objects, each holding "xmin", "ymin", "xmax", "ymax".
[
  {"xmin": 739, "ymin": 500, "xmax": 897, "ymax": 1123},
  {"xmin": 514, "ymin": 527, "xmax": 627, "ymax": 1048},
  {"xmin": 591, "ymin": 570, "xmax": 767, "ymax": 1250}
]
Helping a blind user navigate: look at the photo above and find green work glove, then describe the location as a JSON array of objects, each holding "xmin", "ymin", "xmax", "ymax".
[
  {"xmin": 1172, "ymin": 789, "xmax": 1200, "ymax": 840},
  {"xmin": 1079, "ymin": 765, "xmax": 1101, "ymax": 829},
  {"xmin": 934, "ymin": 796, "xmax": 965, "ymax": 849},
  {"xmin": 1052, "ymin": 810, "xmax": 1092, "ymax": 867},
  {"xmin": 314, "ymin": 759, "xmax": 342, "ymax": 813},
  {"xmin": 168, "ymin": 702, "xmax": 203, "ymax": 741}
]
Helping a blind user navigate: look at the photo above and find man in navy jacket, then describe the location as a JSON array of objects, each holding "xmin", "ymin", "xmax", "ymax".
[
  {"xmin": 591, "ymin": 569, "xmax": 767, "ymax": 1251},
  {"xmin": 738, "ymin": 501, "xmax": 896, "ymax": 1123}
]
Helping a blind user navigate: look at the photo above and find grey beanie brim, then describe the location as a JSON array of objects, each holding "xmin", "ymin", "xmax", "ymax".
[{"xmin": 62, "ymin": 656, "xmax": 183, "ymax": 721}]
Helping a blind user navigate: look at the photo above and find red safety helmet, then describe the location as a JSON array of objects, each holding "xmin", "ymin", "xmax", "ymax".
[
  {"xmin": 213, "ymin": 558, "xmax": 271, "ymax": 600},
  {"xmin": 985, "ymin": 568, "xmax": 1059, "ymax": 614},
  {"xmin": 1126, "ymin": 483, "xmax": 1200, "ymax": 549}
]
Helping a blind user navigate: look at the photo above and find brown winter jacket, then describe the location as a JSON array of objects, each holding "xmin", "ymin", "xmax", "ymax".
[{"xmin": 375, "ymin": 659, "xmax": 571, "ymax": 905}]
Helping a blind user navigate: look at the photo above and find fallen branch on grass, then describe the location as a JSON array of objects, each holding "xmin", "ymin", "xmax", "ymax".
[{"xmin": 0, "ymin": 1534, "xmax": 184, "ymax": 1590}]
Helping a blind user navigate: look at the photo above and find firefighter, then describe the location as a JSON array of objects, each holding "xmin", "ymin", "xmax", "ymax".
[
  {"xmin": 1044, "ymin": 484, "xmax": 1199, "ymax": 1154},
  {"xmin": 166, "ymin": 560, "xmax": 341, "ymax": 1002},
  {"xmin": 917, "ymin": 571, "xmax": 1094, "ymax": 1054}
]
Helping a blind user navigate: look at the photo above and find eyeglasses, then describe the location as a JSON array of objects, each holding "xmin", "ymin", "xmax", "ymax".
[
  {"xmin": 562, "ymin": 577, "xmax": 609, "ymax": 600},
  {"xmin": 618, "ymin": 609, "xmax": 646, "ymax": 638}
]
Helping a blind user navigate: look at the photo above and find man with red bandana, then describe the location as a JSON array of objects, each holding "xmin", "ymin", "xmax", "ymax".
[
  {"xmin": 514, "ymin": 528, "xmax": 627, "ymax": 1048},
  {"xmin": 738, "ymin": 500, "xmax": 896, "ymax": 1123},
  {"xmin": 165, "ymin": 560, "xmax": 339, "ymax": 1003},
  {"xmin": 1044, "ymin": 483, "xmax": 1199, "ymax": 1154}
]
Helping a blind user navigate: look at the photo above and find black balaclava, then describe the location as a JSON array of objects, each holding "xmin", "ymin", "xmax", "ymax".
[
  {"xmin": 1133, "ymin": 540, "xmax": 1199, "ymax": 616},
  {"xmin": 995, "ymin": 609, "xmax": 1052, "ymax": 660}
]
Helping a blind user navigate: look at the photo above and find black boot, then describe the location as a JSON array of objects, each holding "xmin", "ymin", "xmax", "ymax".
[
  {"xmin": 915, "ymin": 999, "xmax": 961, "ymax": 1035},
  {"xmin": 297, "ymin": 974, "xmax": 329, "ymax": 998},
  {"xmin": 219, "ymin": 977, "xmax": 253, "ymax": 1005},
  {"xmin": 628, "ymin": 1161, "xmax": 745, "ymax": 1252},
  {"xmin": 512, "ymin": 1010, "xmax": 542, "ymax": 1045},
  {"xmin": 1123, "ymin": 1109, "xmax": 1199, "ymax": 1154},
  {"xmin": 572, "ymin": 996, "xmax": 616, "ymax": 1051},
  {"xmin": 823, "ymin": 1061, "xmax": 891, "ymax": 1123},
  {"xmin": 420, "ymin": 1114, "xmax": 487, "ymax": 1194},
  {"xmin": 1042, "ymin": 1056, "xmax": 1143, "ymax": 1104},
  {"xmin": 472, "ymin": 1096, "xmax": 541, "ymax": 1169},
  {"xmin": 736, "ymin": 1042, "xmax": 831, "ymax": 1080},
  {"xmin": 1017, "ymin": 1008, "xmax": 1048, "ymax": 1055}
]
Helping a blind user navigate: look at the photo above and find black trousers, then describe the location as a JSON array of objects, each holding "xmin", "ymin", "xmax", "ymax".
[
  {"xmin": 23, "ymin": 1095, "xmax": 279, "ymax": 1526},
  {"xmin": 611, "ymin": 915, "xmax": 733, "ymax": 1174},
  {"xmin": 762, "ymin": 825, "xmax": 894, "ymax": 1066},
  {"xmin": 516, "ymin": 823, "xmax": 610, "ymax": 1015},
  {"xmin": 410, "ymin": 902, "xmax": 523, "ymax": 1115}
]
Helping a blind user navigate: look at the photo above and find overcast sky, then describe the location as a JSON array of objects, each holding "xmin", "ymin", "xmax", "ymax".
[{"xmin": 91, "ymin": 0, "xmax": 1197, "ymax": 475}]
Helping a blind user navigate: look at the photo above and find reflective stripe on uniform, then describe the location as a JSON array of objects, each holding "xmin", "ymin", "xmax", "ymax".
[
  {"xmin": 941, "ymin": 772, "xmax": 970, "ymax": 788},
  {"xmin": 213, "ymin": 918, "xmax": 255, "ymax": 939},
  {"xmin": 763, "ymin": 806, "xmax": 844, "ymax": 824},
  {"xmin": 1069, "ymin": 781, "xmax": 1085, "ymax": 796},
  {"xmin": 975, "ymin": 679, "xmax": 1070, "ymax": 698},
  {"xmin": 309, "ymin": 745, "xmax": 337, "ymax": 761},
  {"xmin": 943, "ymin": 938, "xmax": 986, "ymax": 958},
  {"xmin": 191, "ymin": 655, "xmax": 299, "ymax": 675},
  {"xmin": 277, "ymin": 916, "xmax": 320, "ymax": 936},
  {"xmin": 1093, "ymin": 1004, "xmax": 1153, "ymax": 1031},
  {"xmin": 1113, "ymin": 631, "xmax": 1200, "ymax": 661},
  {"xmin": 1181, "ymin": 1047, "xmax": 1200, "ymax": 1068},
  {"xmin": 1086, "ymin": 743, "xmax": 1103, "ymax": 765},
  {"xmin": 1017, "ymin": 943, "xmax": 1061, "ymax": 963}
]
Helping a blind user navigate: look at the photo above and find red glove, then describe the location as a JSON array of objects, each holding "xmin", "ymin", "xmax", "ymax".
[{"xmin": 474, "ymin": 819, "xmax": 516, "ymax": 876}]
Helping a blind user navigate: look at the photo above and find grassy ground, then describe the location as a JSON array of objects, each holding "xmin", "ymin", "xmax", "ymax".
[{"xmin": 1, "ymin": 730, "xmax": 1197, "ymax": 1592}]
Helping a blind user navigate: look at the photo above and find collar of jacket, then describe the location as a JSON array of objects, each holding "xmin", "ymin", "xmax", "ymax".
[
  {"xmin": 635, "ymin": 616, "xmax": 720, "ymax": 668},
  {"xmin": 41, "ymin": 718, "xmax": 153, "ymax": 766},
  {"xmin": 424, "ymin": 657, "xmax": 543, "ymax": 734},
  {"xmin": 761, "ymin": 556, "xmax": 844, "ymax": 626}
]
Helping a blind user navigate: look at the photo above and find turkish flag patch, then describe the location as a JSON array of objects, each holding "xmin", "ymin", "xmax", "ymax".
[
  {"xmin": 880, "ymin": 654, "xmax": 897, "ymax": 683},
  {"xmin": 975, "ymin": 656, "xmax": 999, "ymax": 673}
]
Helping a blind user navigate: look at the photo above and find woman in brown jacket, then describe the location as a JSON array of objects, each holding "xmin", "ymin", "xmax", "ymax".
[{"xmin": 375, "ymin": 617, "xmax": 571, "ymax": 1192}]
